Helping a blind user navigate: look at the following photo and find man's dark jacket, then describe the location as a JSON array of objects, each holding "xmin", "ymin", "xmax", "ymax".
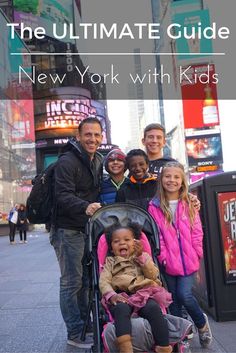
[{"xmin": 54, "ymin": 138, "xmax": 103, "ymax": 231}]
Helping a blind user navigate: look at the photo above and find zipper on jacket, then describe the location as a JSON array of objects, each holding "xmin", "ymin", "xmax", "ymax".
[{"xmin": 172, "ymin": 217, "xmax": 187, "ymax": 276}]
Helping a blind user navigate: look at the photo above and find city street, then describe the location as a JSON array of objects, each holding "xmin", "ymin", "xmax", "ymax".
[{"xmin": 0, "ymin": 228, "xmax": 235, "ymax": 353}]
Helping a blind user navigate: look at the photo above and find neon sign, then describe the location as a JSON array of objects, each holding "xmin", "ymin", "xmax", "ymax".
[{"xmin": 45, "ymin": 99, "xmax": 97, "ymax": 129}]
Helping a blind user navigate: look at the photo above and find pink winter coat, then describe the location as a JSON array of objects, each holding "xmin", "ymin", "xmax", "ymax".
[{"xmin": 148, "ymin": 198, "xmax": 203, "ymax": 276}]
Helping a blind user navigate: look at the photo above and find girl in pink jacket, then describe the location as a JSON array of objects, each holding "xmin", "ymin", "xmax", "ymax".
[{"xmin": 148, "ymin": 161, "xmax": 212, "ymax": 348}]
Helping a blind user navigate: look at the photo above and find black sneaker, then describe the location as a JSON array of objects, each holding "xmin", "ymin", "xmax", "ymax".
[{"xmin": 67, "ymin": 335, "xmax": 93, "ymax": 348}]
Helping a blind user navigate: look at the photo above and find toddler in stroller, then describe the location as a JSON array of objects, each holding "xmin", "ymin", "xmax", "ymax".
[
  {"xmin": 86, "ymin": 203, "xmax": 192, "ymax": 353},
  {"xmin": 99, "ymin": 221, "xmax": 172, "ymax": 353}
]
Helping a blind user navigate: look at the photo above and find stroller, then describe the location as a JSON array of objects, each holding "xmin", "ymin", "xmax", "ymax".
[{"xmin": 84, "ymin": 203, "xmax": 192, "ymax": 353}]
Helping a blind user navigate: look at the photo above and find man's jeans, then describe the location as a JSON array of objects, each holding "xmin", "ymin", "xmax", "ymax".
[
  {"xmin": 50, "ymin": 228, "xmax": 89, "ymax": 339},
  {"xmin": 164, "ymin": 272, "xmax": 205, "ymax": 329}
]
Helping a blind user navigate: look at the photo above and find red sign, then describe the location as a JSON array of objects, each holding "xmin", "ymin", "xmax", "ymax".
[
  {"xmin": 181, "ymin": 64, "xmax": 220, "ymax": 129},
  {"xmin": 11, "ymin": 100, "xmax": 35, "ymax": 142},
  {"xmin": 217, "ymin": 192, "xmax": 236, "ymax": 283}
]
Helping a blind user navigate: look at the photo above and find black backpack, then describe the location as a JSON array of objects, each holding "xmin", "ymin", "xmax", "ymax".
[{"xmin": 26, "ymin": 162, "xmax": 57, "ymax": 224}]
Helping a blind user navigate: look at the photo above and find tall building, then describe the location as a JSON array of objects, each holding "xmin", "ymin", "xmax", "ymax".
[
  {"xmin": 127, "ymin": 49, "xmax": 161, "ymax": 150},
  {"xmin": 0, "ymin": 8, "xmax": 36, "ymax": 225},
  {"xmin": 0, "ymin": 0, "xmax": 111, "ymax": 173}
]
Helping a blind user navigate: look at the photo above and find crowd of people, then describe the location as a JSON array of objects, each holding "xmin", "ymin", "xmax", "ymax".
[
  {"xmin": 8, "ymin": 203, "xmax": 28, "ymax": 244},
  {"xmin": 10, "ymin": 117, "xmax": 212, "ymax": 352}
]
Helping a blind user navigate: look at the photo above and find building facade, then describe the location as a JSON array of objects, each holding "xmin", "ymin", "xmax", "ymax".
[{"xmin": 0, "ymin": 8, "xmax": 36, "ymax": 225}]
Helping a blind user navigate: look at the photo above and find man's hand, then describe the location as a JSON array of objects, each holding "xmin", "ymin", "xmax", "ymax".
[
  {"xmin": 85, "ymin": 202, "xmax": 102, "ymax": 216},
  {"xmin": 110, "ymin": 294, "xmax": 128, "ymax": 305},
  {"xmin": 134, "ymin": 239, "xmax": 143, "ymax": 257},
  {"xmin": 189, "ymin": 193, "xmax": 201, "ymax": 212}
]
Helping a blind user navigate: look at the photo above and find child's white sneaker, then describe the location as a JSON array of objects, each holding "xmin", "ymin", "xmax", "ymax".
[{"xmin": 198, "ymin": 313, "xmax": 212, "ymax": 348}]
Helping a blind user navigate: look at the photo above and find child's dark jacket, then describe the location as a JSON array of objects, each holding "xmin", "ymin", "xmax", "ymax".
[{"xmin": 116, "ymin": 175, "xmax": 157, "ymax": 210}]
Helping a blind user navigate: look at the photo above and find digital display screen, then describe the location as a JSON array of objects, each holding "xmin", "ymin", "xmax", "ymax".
[{"xmin": 186, "ymin": 133, "xmax": 223, "ymax": 167}]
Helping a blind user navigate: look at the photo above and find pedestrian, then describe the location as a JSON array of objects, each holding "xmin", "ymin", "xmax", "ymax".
[
  {"xmin": 142, "ymin": 123, "xmax": 175, "ymax": 177},
  {"xmin": 100, "ymin": 148, "xmax": 128, "ymax": 205},
  {"xmin": 8, "ymin": 203, "xmax": 19, "ymax": 244},
  {"xmin": 99, "ymin": 222, "xmax": 172, "ymax": 353},
  {"xmin": 116, "ymin": 149, "xmax": 157, "ymax": 210},
  {"xmin": 17, "ymin": 204, "xmax": 28, "ymax": 243},
  {"xmin": 148, "ymin": 161, "xmax": 212, "ymax": 348},
  {"xmin": 50, "ymin": 117, "xmax": 103, "ymax": 349}
]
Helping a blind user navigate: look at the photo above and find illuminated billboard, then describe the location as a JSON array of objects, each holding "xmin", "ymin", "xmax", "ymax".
[
  {"xmin": 34, "ymin": 87, "xmax": 109, "ymax": 143},
  {"xmin": 11, "ymin": 100, "xmax": 35, "ymax": 143},
  {"xmin": 185, "ymin": 131, "xmax": 223, "ymax": 168},
  {"xmin": 181, "ymin": 64, "xmax": 220, "ymax": 129}
]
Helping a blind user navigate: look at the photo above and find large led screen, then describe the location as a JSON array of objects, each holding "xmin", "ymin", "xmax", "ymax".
[{"xmin": 186, "ymin": 132, "xmax": 223, "ymax": 167}]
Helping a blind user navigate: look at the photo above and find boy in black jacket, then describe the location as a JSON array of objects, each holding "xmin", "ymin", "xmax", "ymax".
[{"xmin": 116, "ymin": 149, "xmax": 157, "ymax": 211}]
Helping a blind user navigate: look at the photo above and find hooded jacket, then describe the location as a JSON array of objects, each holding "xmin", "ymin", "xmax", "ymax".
[
  {"xmin": 99, "ymin": 175, "xmax": 129, "ymax": 205},
  {"xmin": 54, "ymin": 138, "xmax": 103, "ymax": 231},
  {"xmin": 148, "ymin": 198, "xmax": 203, "ymax": 276},
  {"xmin": 116, "ymin": 175, "xmax": 157, "ymax": 211}
]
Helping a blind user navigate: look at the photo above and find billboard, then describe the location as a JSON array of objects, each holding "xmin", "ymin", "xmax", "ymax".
[
  {"xmin": 13, "ymin": 0, "xmax": 74, "ymax": 42},
  {"xmin": 217, "ymin": 192, "xmax": 236, "ymax": 283},
  {"xmin": 10, "ymin": 100, "xmax": 35, "ymax": 143},
  {"xmin": 172, "ymin": 9, "xmax": 213, "ymax": 60},
  {"xmin": 181, "ymin": 64, "xmax": 219, "ymax": 128},
  {"xmin": 34, "ymin": 89, "xmax": 109, "ymax": 143},
  {"xmin": 185, "ymin": 131, "xmax": 223, "ymax": 168}
]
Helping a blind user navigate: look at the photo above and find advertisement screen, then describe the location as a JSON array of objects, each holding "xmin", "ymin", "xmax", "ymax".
[
  {"xmin": 217, "ymin": 192, "xmax": 236, "ymax": 283},
  {"xmin": 181, "ymin": 64, "xmax": 219, "ymax": 128},
  {"xmin": 35, "ymin": 98, "xmax": 108, "ymax": 143},
  {"xmin": 10, "ymin": 100, "xmax": 35, "ymax": 142},
  {"xmin": 186, "ymin": 132, "xmax": 223, "ymax": 167}
]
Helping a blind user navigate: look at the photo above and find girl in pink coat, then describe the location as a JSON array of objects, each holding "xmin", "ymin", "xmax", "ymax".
[{"xmin": 148, "ymin": 161, "xmax": 212, "ymax": 348}]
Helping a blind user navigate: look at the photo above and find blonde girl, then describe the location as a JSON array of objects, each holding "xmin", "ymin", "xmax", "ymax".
[{"xmin": 148, "ymin": 161, "xmax": 212, "ymax": 348}]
